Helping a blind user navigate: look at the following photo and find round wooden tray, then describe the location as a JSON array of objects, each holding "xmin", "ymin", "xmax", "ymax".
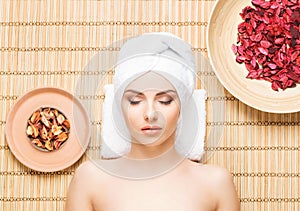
[{"xmin": 207, "ymin": 0, "xmax": 300, "ymax": 113}]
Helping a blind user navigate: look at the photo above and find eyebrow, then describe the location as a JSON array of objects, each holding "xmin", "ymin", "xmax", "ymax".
[{"xmin": 124, "ymin": 89, "xmax": 177, "ymax": 96}]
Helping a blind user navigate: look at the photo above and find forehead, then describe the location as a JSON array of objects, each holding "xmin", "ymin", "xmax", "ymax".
[{"xmin": 125, "ymin": 72, "xmax": 176, "ymax": 92}]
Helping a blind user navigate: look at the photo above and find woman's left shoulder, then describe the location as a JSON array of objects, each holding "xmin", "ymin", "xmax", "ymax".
[
  {"xmin": 201, "ymin": 164, "xmax": 232, "ymax": 178},
  {"xmin": 187, "ymin": 162, "xmax": 233, "ymax": 184},
  {"xmin": 185, "ymin": 162, "xmax": 240, "ymax": 210}
]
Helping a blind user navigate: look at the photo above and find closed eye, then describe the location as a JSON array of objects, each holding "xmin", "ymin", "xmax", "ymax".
[
  {"xmin": 129, "ymin": 100, "xmax": 141, "ymax": 105},
  {"xmin": 159, "ymin": 100, "xmax": 173, "ymax": 105}
]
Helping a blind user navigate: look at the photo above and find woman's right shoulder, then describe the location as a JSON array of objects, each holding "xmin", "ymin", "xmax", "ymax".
[
  {"xmin": 66, "ymin": 160, "xmax": 112, "ymax": 210},
  {"xmin": 73, "ymin": 159, "xmax": 111, "ymax": 182},
  {"xmin": 74, "ymin": 160, "xmax": 96, "ymax": 175}
]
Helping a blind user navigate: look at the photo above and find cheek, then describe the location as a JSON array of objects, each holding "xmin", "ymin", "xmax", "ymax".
[
  {"xmin": 163, "ymin": 106, "xmax": 180, "ymax": 127},
  {"xmin": 122, "ymin": 105, "xmax": 142, "ymax": 129}
]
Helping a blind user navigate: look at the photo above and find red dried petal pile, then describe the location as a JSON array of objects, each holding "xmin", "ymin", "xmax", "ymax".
[{"xmin": 232, "ymin": 0, "xmax": 300, "ymax": 91}]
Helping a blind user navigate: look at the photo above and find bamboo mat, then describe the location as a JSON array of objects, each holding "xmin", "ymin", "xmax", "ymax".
[{"xmin": 0, "ymin": 0, "xmax": 299, "ymax": 210}]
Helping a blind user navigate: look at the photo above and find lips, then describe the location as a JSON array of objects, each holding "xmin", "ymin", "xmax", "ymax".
[
  {"xmin": 141, "ymin": 125, "xmax": 162, "ymax": 130},
  {"xmin": 141, "ymin": 125, "xmax": 162, "ymax": 135}
]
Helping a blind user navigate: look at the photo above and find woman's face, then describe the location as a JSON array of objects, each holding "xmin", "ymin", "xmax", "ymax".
[{"xmin": 121, "ymin": 72, "xmax": 180, "ymax": 146}]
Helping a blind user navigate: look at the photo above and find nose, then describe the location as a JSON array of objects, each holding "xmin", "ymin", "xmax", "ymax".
[{"xmin": 143, "ymin": 104, "xmax": 158, "ymax": 122}]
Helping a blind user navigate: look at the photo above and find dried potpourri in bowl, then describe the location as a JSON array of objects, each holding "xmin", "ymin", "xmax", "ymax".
[
  {"xmin": 26, "ymin": 107, "xmax": 70, "ymax": 151},
  {"xmin": 232, "ymin": 0, "xmax": 300, "ymax": 91},
  {"xmin": 5, "ymin": 87, "xmax": 90, "ymax": 172},
  {"xmin": 207, "ymin": 0, "xmax": 300, "ymax": 113}
]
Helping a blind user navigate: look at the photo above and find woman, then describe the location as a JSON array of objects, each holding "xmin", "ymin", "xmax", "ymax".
[{"xmin": 65, "ymin": 33, "xmax": 240, "ymax": 211}]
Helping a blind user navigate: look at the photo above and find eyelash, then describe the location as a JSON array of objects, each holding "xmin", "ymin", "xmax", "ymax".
[
  {"xmin": 129, "ymin": 100, "xmax": 173, "ymax": 105},
  {"xmin": 159, "ymin": 100, "xmax": 173, "ymax": 105},
  {"xmin": 129, "ymin": 100, "xmax": 141, "ymax": 105}
]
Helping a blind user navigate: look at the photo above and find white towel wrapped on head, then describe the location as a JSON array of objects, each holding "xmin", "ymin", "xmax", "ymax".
[{"xmin": 101, "ymin": 32, "xmax": 207, "ymax": 161}]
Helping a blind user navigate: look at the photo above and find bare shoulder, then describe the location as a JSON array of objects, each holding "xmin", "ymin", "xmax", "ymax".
[
  {"xmin": 186, "ymin": 162, "xmax": 232, "ymax": 182},
  {"xmin": 65, "ymin": 160, "xmax": 112, "ymax": 211},
  {"xmin": 71, "ymin": 161, "xmax": 97, "ymax": 182},
  {"xmin": 72, "ymin": 159, "xmax": 112, "ymax": 184},
  {"xmin": 188, "ymin": 162, "xmax": 235, "ymax": 191},
  {"xmin": 201, "ymin": 164, "xmax": 233, "ymax": 184},
  {"xmin": 185, "ymin": 162, "xmax": 240, "ymax": 210},
  {"xmin": 68, "ymin": 160, "xmax": 102, "ymax": 194},
  {"xmin": 68, "ymin": 159, "xmax": 119, "ymax": 199},
  {"xmin": 74, "ymin": 160, "xmax": 101, "ymax": 176}
]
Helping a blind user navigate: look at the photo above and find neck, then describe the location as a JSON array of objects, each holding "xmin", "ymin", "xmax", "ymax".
[
  {"xmin": 125, "ymin": 133, "xmax": 179, "ymax": 159},
  {"xmin": 116, "ymin": 145, "xmax": 184, "ymax": 179},
  {"xmin": 100, "ymin": 133, "xmax": 186, "ymax": 179}
]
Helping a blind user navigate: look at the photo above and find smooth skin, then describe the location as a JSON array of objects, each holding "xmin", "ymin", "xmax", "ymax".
[{"xmin": 65, "ymin": 72, "xmax": 240, "ymax": 211}]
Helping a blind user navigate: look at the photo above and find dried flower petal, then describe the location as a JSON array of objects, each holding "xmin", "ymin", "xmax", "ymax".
[
  {"xmin": 268, "ymin": 63, "xmax": 277, "ymax": 69},
  {"xmin": 258, "ymin": 47, "xmax": 269, "ymax": 55},
  {"xmin": 31, "ymin": 139, "xmax": 44, "ymax": 147},
  {"xmin": 56, "ymin": 132, "xmax": 68, "ymax": 142},
  {"xmin": 56, "ymin": 114, "xmax": 65, "ymax": 125},
  {"xmin": 40, "ymin": 126, "xmax": 48, "ymax": 140},
  {"xmin": 27, "ymin": 121, "xmax": 39, "ymax": 138},
  {"xmin": 62, "ymin": 119, "xmax": 71, "ymax": 129},
  {"xmin": 30, "ymin": 110, "xmax": 40, "ymax": 123},
  {"xmin": 26, "ymin": 125, "xmax": 34, "ymax": 137},
  {"xmin": 45, "ymin": 140, "xmax": 53, "ymax": 151},
  {"xmin": 53, "ymin": 140, "xmax": 62, "ymax": 150},
  {"xmin": 40, "ymin": 112, "xmax": 51, "ymax": 128},
  {"xmin": 52, "ymin": 125, "xmax": 63, "ymax": 136},
  {"xmin": 231, "ymin": 44, "xmax": 238, "ymax": 54}
]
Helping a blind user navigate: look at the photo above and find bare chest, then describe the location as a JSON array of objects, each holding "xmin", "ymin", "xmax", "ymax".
[{"xmin": 94, "ymin": 177, "xmax": 214, "ymax": 211}]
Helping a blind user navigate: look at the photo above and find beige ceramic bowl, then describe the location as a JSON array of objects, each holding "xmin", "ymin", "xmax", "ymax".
[
  {"xmin": 207, "ymin": 0, "xmax": 300, "ymax": 113},
  {"xmin": 5, "ymin": 87, "xmax": 91, "ymax": 172}
]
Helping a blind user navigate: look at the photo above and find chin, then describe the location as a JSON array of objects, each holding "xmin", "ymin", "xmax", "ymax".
[
  {"xmin": 134, "ymin": 138, "xmax": 162, "ymax": 146},
  {"xmin": 131, "ymin": 130, "xmax": 176, "ymax": 146}
]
